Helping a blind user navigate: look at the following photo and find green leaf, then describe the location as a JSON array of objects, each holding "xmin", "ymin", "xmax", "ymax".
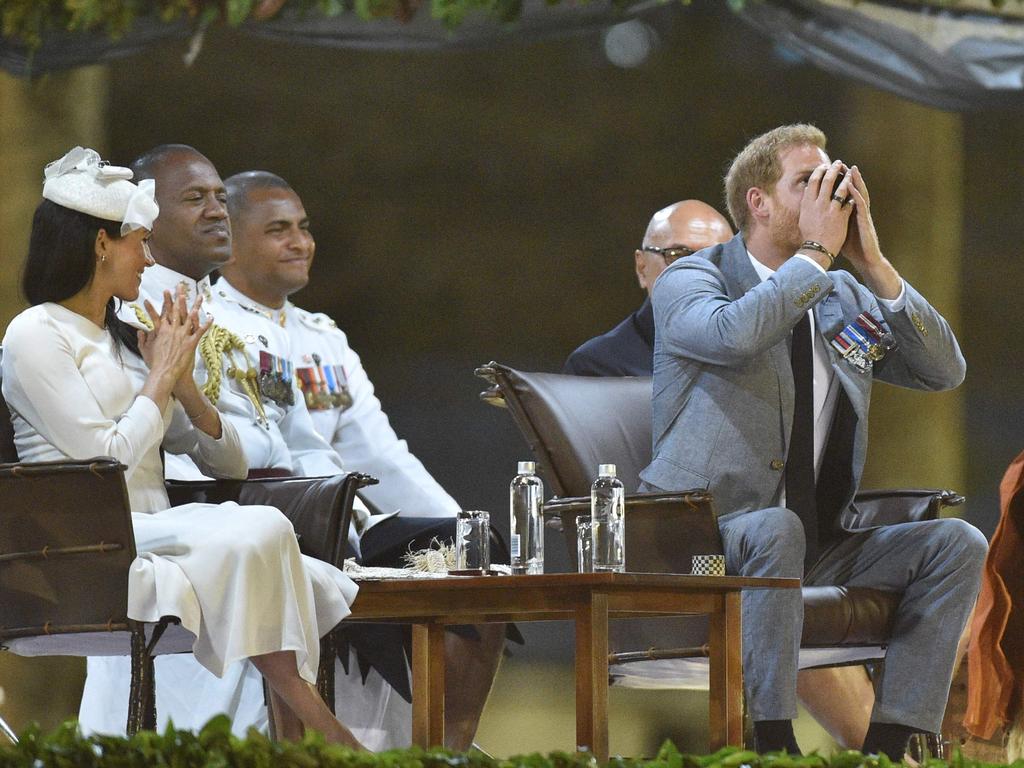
[{"xmin": 226, "ymin": 0, "xmax": 256, "ymax": 25}]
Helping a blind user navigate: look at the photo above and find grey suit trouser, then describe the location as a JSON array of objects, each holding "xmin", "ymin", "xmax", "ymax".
[{"xmin": 717, "ymin": 507, "xmax": 987, "ymax": 729}]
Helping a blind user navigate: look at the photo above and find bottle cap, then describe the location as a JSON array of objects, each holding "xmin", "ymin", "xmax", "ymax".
[
  {"xmin": 517, "ymin": 461, "xmax": 536, "ymax": 474},
  {"xmin": 598, "ymin": 463, "xmax": 617, "ymax": 477}
]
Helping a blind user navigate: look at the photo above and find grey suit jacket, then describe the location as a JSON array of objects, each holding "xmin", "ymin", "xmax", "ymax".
[{"xmin": 639, "ymin": 234, "xmax": 965, "ymax": 526}]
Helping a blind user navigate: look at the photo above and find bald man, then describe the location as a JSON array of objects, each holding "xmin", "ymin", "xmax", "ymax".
[{"xmin": 563, "ymin": 200, "xmax": 732, "ymax": 376}]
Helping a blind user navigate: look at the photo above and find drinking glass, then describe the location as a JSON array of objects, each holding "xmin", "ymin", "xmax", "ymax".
[
  {"xmin": 576, "ymin": 515, "xmax": 596, "ymax": 573},
  {"xmin": 455, "ymin": 510, "xmax": 490, "ymax": 572}
]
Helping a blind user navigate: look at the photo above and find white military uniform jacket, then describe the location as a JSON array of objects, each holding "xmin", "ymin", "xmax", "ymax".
[
  {"xmin": 216, "ymin": 278, "xmax": 460, "ymax": 521},
  {"xmin": 123, "ymin": 264, "xmax": 388, "ymax": 546}
]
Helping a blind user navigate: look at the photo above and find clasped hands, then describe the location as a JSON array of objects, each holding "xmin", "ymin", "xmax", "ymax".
[
  {"xmin": 798, "ymin": 160, "xmax": 901, "ymax": 300},
  {"xmin": 138, "ymin": 286, "xmax": 212, "ymax": 392},
  {"xmin": 799, "ymin": 160, "xmax": 882, "ymax": 271}
]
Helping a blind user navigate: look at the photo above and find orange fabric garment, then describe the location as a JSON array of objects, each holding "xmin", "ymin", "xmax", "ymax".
[{"xmin": 965, "ymin": 449, "xmax": 1024, "ymax": 739}]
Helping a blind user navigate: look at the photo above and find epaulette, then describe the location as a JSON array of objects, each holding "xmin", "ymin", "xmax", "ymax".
[
  {"xmin": 217, "ymin": 289, "xmax": 288, "ymax": 327},
  {"xmin": 295, "ymin": 307, "xmax": 338, "ymax": 332}
]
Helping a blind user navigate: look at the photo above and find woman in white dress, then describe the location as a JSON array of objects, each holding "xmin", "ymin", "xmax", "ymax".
[{"xmin": 1, "ymin": 148, "xmax": 363, "ymax": 747}]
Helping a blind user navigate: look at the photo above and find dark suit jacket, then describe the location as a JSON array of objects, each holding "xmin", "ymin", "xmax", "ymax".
[{"xmin": 562, "ymin": 297, "xmax": 654, "ymax": 377}]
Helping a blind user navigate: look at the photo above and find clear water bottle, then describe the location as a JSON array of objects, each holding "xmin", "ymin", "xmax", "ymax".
[
  {"xmin": 509, "ymin": 461, "xmax": 544, "ymax": 575},
  {"xmin": 590, "ymin": 463, "xmax": 625, "ymax": 573}
]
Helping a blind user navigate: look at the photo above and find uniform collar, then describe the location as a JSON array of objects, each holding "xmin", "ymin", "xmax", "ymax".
[
  {"xmin": 141, "ymin": 263, "xmax": 213, "ymax": 306},
  {"xmin": 215, "ymin": 277, "xmax": 290, "ymax": 328}
]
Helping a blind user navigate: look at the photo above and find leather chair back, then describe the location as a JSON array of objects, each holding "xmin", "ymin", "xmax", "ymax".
[
  {"xmin": 0, "ymin": 458, "xmax": 137, "ymax": 640},
  {"xmin": 166, "ymin": 474, "xmax": 357, "ymax": 567},
  {"xmin": 477, "ymin": 362, "xmax": 652, "ymax": 495}
]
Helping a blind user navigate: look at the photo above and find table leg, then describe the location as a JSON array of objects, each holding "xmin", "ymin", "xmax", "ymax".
[
  {"xmin": 575, "ymin": 592, "xmax": 609, "ymax": 763},
  {"xmin": 708, "ymin": 591, "xmax": 744, "ymax": 749},
  {"xmin": 412, "ymin": 622, "xmax": 447, "ymax": 748}
]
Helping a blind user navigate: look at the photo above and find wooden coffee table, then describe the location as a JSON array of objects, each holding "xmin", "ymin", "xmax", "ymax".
[{"xmin": 348, "ymin": 572, "xmax": 797, "ymax": 760}]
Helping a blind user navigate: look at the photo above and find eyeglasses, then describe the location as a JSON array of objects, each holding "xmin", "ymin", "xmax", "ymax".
[{"xmin": 641, "ymin": 244, "xmax": 697, "ymax": 265}]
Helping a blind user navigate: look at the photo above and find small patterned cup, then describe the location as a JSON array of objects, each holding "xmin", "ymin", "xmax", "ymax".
[{"xmin": 691, "ymin": 554, "xmax": 726, "ymax": 576}]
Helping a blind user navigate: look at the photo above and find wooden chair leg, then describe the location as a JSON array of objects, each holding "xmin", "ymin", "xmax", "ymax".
[
  {"xmin": 127, "ymin": 622, "xmax": 158, "ymax": 735},
  {"xmin": 317, "ymin": 631, "xmax": 337, "ymax": 714},
  {"xmin": 142, "ymin": 654, "xmax": 157, "ymax": 731},
  {"xmin": 127, "ymin": 624, "xmax": 146, "ymax": 736}
]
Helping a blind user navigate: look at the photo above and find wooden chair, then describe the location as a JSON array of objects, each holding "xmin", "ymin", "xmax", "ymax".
[
  {"xmin": 476, "ymin": 361, "xmax": 965, "ymax": 685},
  {"xmin": 0, "ymin": 353, "xmax": 374, "ymax": 736}
]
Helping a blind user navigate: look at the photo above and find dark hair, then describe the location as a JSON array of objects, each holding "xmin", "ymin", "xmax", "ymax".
[
  {"xmin": 23, "ymin": 199, "xmax": 141, "ymax": 358},
  {"xmin": 224, "ymin": 170, "xmax": 294, "ymax": 221},
  {"xmin": 131, "ymin": 143, "xmax": 202, "ymax": 182}
]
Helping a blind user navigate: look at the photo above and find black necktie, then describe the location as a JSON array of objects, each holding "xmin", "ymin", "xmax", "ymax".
[
  {"xmin": 786, "ymin": 313, "xmax": 818, "ymax": 569},
  {"xmin": 816, "ymin": 389, "xmax": 857, "ymax": 551}
]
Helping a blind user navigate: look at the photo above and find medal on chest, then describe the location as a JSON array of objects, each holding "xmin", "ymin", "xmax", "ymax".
[
  {"xmin": 829, "ymin": 311, "xmax": 897, "ymax": 374},
  {"xmin": 296, "ymin": 354, "xmax": 353, "ymax": 411},
  {"xmin": 258, "ymin": 351, "xmax": 295, "ymax": 408}
]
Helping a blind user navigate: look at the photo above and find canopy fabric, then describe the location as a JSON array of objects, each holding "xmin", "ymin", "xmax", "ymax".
[
  {"xmin": 732, "ymin": 0, "xmax": 1024, "ymax": 110},
  {"xmin": 3, "ymin": 0, "xmax": 1024, "ymax": 110}
]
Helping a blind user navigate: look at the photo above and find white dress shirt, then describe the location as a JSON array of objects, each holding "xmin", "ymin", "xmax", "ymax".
[{"xmin": 747, "ymin": 252, "xmax": 905, "ymax": 491}]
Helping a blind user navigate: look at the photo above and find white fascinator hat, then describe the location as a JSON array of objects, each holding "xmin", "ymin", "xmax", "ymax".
[{"xmin": 42, "ymin": 147, "xmax": 159, "ymax": 235}]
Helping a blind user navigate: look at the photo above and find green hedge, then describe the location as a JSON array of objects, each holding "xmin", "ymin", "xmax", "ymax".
[{"xmin": 0, "ymin": 718, "xmax": 1020, "ymax": 768}]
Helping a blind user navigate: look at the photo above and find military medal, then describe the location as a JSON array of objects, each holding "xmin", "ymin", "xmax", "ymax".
[
  {"xmin": 323, "ymin": 364, "xmax": 354, "ymax": 409},
  {"xmin": 258, "ymin": 351, "xmax": 295, "ymax": 408},
  {"xmin": 296, "ymin": 354, "xmax": 353, "ymax": 411},
  {"xmin": 830, "ymin": 311, "xmax": 897, "ymax": 374}
]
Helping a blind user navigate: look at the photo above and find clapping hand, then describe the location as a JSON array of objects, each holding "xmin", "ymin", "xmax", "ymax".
[
  {"xmin": 799, "ymin": 159, "xmax": 856, "ymax": 260},
  {"xmin": 138, "ymin": 286, "xmax": 211, "ymax": 385},
  {"xmin": 838, "ymin": 165, "xmax": 902, "ymax": 299}
]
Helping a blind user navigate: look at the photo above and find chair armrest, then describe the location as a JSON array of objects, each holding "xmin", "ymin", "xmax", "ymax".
[
  {"xmin": 0, "ymin": 457, "xmax": 138, "ymax": 637},
  {"xmin": 0, "ymin": 456, "xmax": 125, "ymax": 477},
  {"xmin": 545, "ymin": 490, "xmax": 719, "ymax": 572},
  {"xmin": 850, "ymin": 488, "xmax": 965, "ymax": 528},
  {"xmin": 165, "ymin": 473, "xmax": 378, "ymax": 567},
  {"xmin": 544, "ymin": 490, "xmax": 714, "ymax": 526},
  {"xmin": 801, "ymin": 585, "xmax": 900, "ymax": 646}
]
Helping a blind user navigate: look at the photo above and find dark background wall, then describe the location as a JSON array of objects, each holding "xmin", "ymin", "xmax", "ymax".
[{"xmin": 103, "ymin": 0, "xmax": 1024, "ymax": 553}]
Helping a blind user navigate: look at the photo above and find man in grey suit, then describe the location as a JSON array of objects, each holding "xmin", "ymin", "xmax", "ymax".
[{"xmin": 639, "ymin": 124, "xmax": 986, "ymax": 758}]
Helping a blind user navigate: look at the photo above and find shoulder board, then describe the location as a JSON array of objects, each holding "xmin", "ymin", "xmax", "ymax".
[
  {"xmin": 216, "ymin": 290, "xmax": 273, "ymax": 319},
  {"xmin": 295, "ymin": 308, "xmax": 338, "ymax": 331},
  {"xmin": 215, "ymin": 289, "xmax": 243, "ymax": 308}
]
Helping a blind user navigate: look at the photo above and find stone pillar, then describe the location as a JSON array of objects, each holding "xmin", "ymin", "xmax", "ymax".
[
  {"xmin": 0, "ymin": 65, "xmax": 109, "ymax": 733},
  {"xmin": 839, "ymin": 91, "xmax": 965, "ymax": 497}
]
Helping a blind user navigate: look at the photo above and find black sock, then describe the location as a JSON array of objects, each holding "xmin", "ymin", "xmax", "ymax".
[
  {"xmin": 862, "ymin": 722, "xmax": 919, "ymax": 759},
  {"xmin": 753, "ymin": 720, "xmax": 800, "ymax": 754}
]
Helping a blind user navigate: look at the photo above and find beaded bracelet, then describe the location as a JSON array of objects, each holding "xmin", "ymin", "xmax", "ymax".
[{"xmin": 799, "ymin": 240, "xmax": 836, "ymax": 269}]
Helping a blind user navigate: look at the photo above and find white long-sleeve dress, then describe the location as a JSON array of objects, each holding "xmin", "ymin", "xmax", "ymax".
[{"xmin": 1, "ymin": 302, "xmax": 358, "ymax": 685}]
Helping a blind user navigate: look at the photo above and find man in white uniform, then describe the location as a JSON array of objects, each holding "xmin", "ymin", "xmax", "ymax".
[{"xmin": 215, "ymin": 169, "xmax": 507, "ymax": 751}]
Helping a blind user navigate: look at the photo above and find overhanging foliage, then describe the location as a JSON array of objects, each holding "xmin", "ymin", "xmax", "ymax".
[{"xmin": 0, "ymin": 0, "xmax": 642, "ymax": 49}]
